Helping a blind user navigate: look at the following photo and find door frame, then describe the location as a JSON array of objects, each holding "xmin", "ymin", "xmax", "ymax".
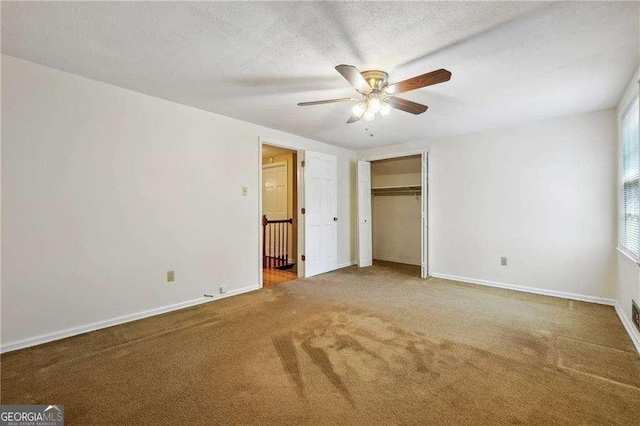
[
  {"xmin": 359, "ymin": 148, "xmax": 431, "ymax": 278},
  {"xmin": 258, "ymin": 137, "xmax": 305, "ymax": 287}
]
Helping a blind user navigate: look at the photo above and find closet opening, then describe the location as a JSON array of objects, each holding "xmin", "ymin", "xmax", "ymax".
[
  {"xmin": 357, "ymin": 151, "xmax": 429, "ymax": 278},
  {"xmin": 371, "ymin": 155, "xmax": 422, "ymax": 275}
]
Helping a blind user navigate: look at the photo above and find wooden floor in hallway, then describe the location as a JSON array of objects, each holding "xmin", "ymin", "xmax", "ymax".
[{"xmin": 262, "ymin": 268, "xmax": 297, "ymax": 286}]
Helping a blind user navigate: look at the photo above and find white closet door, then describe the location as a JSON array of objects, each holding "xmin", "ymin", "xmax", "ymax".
[
  {"xmin": 357, "ymin": 161, "xmax": 372, "ymax": 267},
  {"xmin": 303, "ymin": 151, "xmax": 338, "ymax": 277}
]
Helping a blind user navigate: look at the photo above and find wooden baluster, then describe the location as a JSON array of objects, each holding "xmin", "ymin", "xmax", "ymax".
[
  {"xmin": 279, "ymin": 222, "xmax": 282, "ymax": 264},
  {"xmin": 262, "ymin": 215, "xmax": 267, "ymax": 268},
  {"xmin": 278, "ymin": 223, "xmax": 282, "ymax": 266}
]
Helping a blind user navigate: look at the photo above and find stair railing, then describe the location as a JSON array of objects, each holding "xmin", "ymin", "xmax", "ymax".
[{"xmin": 262, "ymin": 215, "xmax": 294, "ymax": 269}]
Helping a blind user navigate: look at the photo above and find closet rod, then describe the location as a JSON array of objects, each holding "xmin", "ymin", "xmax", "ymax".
[{"xmin": 372, "ymin": 191, "xmax": 421, "ymax": 196}]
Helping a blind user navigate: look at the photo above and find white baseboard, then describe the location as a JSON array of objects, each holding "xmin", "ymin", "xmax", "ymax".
[
  {"xmin": 337, "ymin": 260, "xmax": 357, "ymax": 269},
  {"xmin": 614, "ymin": 302, "xmax": 640, "ymax": 354},
  {"xmin": 373, "ymin": 256, "xmax": 422, "ymax": 266},
  {"xmin": 0, "ymin": 284, "xmax": 260, "ymax": 354},
  {"xmin": 430, "ymin": 273, "xmax": 617, "ymax": 306}
]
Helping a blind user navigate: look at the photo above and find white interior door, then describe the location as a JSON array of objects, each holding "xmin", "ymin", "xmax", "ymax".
[
  {"xmin": 421, "ymin": 153, "xmax": 428, "ymax": 278},
  {"xmin": 262, "ymin": 162, "xmax": 288, "ymax": 256},
  {"xmin": 262, "ymin": 163, "xmax": 287, "ymax": 221},
  {"xmin": 358, "ymin": 161, "xmax": 372, "ymax": 267},
  {"xmin": 303, "ymin": 151, "xmax": 338, "ymax": 277}
]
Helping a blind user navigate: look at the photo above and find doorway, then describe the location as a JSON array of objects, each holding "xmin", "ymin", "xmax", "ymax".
[
  {"xmin": 262, "ymin": 144, "xmax": 298, "ymax": 286},
  {"xmin": 358, "ymin": 150, "xmax": 429, "ymax": 278},
  {"xmin": 259, "ymin": 139, "xmax": 340, "ymax": 285}
]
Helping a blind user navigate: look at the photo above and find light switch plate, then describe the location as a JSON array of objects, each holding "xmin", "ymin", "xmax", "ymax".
[{"xmin": 242, "ymin": 186, "xmax": 248, "ymax": 196}]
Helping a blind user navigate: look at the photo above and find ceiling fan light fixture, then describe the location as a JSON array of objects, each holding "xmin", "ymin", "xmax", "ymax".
[
  {"xmin": 380, "ymin": 102, "xmax": 391, "ymax": 116},
  {"xmin": 367, "ymin": 96, "xmax": 383, "ymax": 114},
  {"xmin": 351, "ymin": 101, "xmax": 367, "ymax": 117},
  {"xmin": 362, "ymin": 111, "xmax": 375, "ymax": 121}
]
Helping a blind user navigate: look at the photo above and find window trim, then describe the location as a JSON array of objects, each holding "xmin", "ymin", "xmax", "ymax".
[{"xmin": 618, "ymin": 90, "xmax": 640, "ymax": 260}]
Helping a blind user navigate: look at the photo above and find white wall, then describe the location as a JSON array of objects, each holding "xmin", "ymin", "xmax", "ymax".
[
  {"xmin": 360, "ymin": 109, "xmax": 618, "ymax": 300},
  {"xmin": 615, "ymin": 67, "xmax": 640, "ymax": 348},
  {"xmin": 372, "ymin": 195, "xmax": 422, "ymax": 265},
  {"xmin": 0, "ymin": 55, "xmax": 356, "ymax": 348}
]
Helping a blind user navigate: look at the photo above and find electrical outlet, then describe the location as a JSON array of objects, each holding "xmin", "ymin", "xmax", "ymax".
[
  {"xmin": 242, "ymin": 186, "xmax": 248, "ymax": 196},
  {"xmin": 219, "ymin": 286, "xmax": 227, "ymax": 294},
  {"xmin": 501, "ymin": 257, "xmax": 508, "ymax": 266},
  {"xmin": 167, "ymin": 270, "xmax": 175, "ymax": 282}
]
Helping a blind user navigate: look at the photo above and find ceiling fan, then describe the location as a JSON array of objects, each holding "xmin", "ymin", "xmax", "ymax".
[{"xmin": 297, "ymin": 65, "xmax": 452, "ymax": 123}]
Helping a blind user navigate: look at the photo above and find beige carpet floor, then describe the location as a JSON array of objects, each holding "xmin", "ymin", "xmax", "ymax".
[{"xmin": 2, "ymin": 261, "xmax": 640, "ymax": 425}]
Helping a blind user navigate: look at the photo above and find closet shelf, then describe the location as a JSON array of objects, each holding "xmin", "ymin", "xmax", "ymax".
[{"xmin": 371, "ymin": 185, "xmax": 422, "ymax": 196}]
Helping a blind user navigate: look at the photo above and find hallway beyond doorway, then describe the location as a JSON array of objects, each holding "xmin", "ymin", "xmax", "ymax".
[
  {"xmin": 262, "ymin": 143, "xmax": 298, "ymax": 286},
  {"xmin": 262, "ymin": 268, "xmax": 298, "ymax": 287}
]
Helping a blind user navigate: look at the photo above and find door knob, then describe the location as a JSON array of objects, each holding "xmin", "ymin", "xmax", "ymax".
[{"xmin": 333, "ymin": 217, "xmax": 338, "ymax": 221}]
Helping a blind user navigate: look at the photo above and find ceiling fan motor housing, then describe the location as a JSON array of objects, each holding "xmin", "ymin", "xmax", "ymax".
[{"xmin": 360, "ymin": 70, "xmax": 389, "ymax": 91}]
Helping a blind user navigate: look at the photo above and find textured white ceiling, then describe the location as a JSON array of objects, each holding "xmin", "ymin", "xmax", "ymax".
[{"xmin": 2, "ymin": 1, "xmax": 638, "ymax": 150}]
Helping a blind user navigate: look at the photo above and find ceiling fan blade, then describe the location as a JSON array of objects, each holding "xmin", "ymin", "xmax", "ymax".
[
  {"xmin": 385, "ymin": 69, "xmax": 451, "ymax": 95},
  {"xmin": 386, "ymin": 96, "xmax": 429, "ymax": 115},
  {"xmin": 297, "ymin": 97, "xmax": 356, "ymax": 106},
  {"xmin": 335, "ymin": 65, "xmax": 372, "ymax": 94},
  {"xmin": 347, "ymin": 114, "xmax": 362, "ymax": 124}
]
